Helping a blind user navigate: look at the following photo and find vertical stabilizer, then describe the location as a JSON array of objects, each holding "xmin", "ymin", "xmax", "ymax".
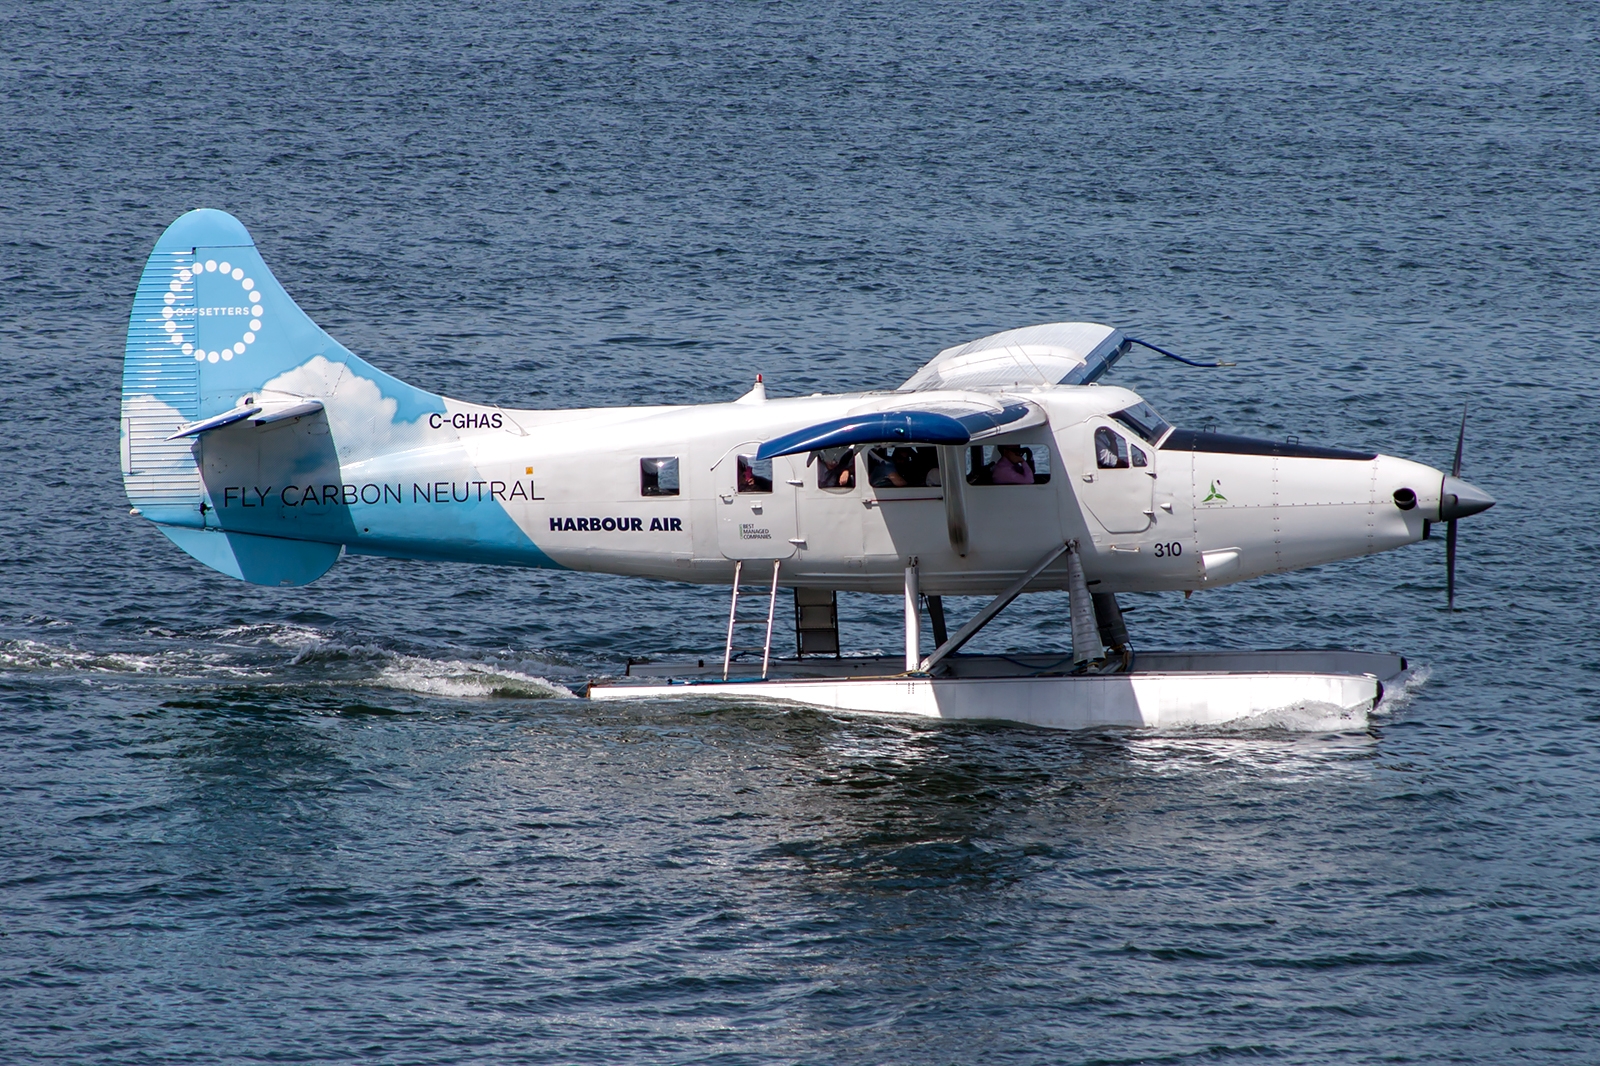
[{"xmin": 120, "ymin": 209, "xmax": 446, "ymax": 586}]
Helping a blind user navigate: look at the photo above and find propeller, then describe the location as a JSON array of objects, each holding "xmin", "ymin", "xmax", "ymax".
[
  {"xmin": 1447, "ymin": 406, "xmax": 1465, "ymax": 610},
  {"xmin": 1437, "ymin": 404, "xmax": 1495, "ymax": 610}
]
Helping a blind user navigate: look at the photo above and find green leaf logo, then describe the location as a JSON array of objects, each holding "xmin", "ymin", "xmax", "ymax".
[{"xmin": 1202, "ymin": 480, "xmax": 1226, "ymax": 503}]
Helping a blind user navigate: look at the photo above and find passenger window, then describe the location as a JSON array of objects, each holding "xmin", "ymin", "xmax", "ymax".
[
  {"xmin": 640, "ymin": 456, "xmax": 679, "ymax": 496},
  {"xmin": 966, "ymin": 443, "xmax": 1050, "ymax": 485},
  {"xmin": 737, "ymin": 454, "xmax": 772, "ymax": 494},
  {"xmin": 810, "ymin": 446, "xmax": 856, "ymax": 490},
  {"xmin": 1095, "ymin": 427, "xmax": 1130, "ymax": 469},
  {"xmin": 866, "ymin": 446, "xmax": 941, "ymax": 488}
]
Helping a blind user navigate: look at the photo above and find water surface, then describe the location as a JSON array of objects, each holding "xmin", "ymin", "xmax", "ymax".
[{"xmin": 2, "ymin": 2, "xmax": 1598, "ymax": 1062}]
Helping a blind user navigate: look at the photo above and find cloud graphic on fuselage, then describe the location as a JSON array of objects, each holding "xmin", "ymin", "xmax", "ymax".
[{"xmin": 261, "ymin": 356, "xmax": 434, "ymax": 459}]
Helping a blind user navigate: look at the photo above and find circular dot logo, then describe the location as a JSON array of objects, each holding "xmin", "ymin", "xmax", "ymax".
[{"xmin": 169, "ymin": 259, "xmax": 264, "ymax": 364}]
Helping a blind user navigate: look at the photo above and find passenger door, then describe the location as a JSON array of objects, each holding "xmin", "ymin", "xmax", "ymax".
[
  {"xmin": 716, "ymin": 451, "xmax": 799, "ymax": 560},
  {"xmin": 861, "ymin": 445, "xmax": 947, "ymax": 561},
  {"xmin": 794, "ymin": 446, "xmax": 865, "ymax": 565},
  {"xmin": 960, "ymin": 439, "xmax": 1066, "ymax": 568}
]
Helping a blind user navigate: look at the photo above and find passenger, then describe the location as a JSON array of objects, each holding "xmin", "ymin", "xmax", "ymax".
[
  {"xmin": 900, "ymin": 447, "xmax": 939, "ymax": 487},
  {"xmin": 990, "ymin": 444, "xmax": 1036, "ymax": 484},
  {"xmin": 738, "ymin": 457, "xmax": 772, "ymax": 493},
  {"xmin": 816, "ymin": 448, "xmax": 855, "ymax": 488},
  {"xmin": 868, "ymin": 447, "xmax": 909, "ymax": 488}
]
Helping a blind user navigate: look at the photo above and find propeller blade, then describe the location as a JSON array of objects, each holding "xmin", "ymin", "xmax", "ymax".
[
  {"xmin": 1446, "ymin": 403, "xmax": 1468, "ymax": 609},
  {"xmin": 1446, "ymin": 518, "xmax": 1458, "ymax": 610},
  {"xmin": 1452, "ymin": 404, "xmax": 1467, "ymax": 479}
]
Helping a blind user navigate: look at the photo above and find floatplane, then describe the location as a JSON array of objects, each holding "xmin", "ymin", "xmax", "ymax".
[{"xmin": 121, "ymin": 210, "xmax": 1493, "ymax": 729}]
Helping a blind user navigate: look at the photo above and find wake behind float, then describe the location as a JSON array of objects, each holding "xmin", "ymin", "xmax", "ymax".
[{"xmin": 120, "ymin": 209, "xmax": 1488, "ymax": 729}]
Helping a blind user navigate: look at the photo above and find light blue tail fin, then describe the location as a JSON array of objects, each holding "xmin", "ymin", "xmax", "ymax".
[{"xmin": 120, "ymin": 209, "xmax": 446, "ymax": 586}]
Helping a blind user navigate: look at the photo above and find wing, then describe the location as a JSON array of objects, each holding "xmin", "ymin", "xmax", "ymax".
[
  {"xmin": 899, "ymin": 322, "xmax": 1126, "ymax": 392},
  {"xmin": 755, "ymin": 400, "xmax": 1043, "ymax": 460}
]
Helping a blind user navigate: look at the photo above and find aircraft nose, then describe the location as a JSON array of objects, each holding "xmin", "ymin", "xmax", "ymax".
[{"xmin": 1439, "ymin": 475, "xmax": 1495, "ymax": 520}]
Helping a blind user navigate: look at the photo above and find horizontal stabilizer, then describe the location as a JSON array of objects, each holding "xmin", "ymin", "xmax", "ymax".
[
  {"xmin": 162, "ymin": 395, "xmax": 326, "ymax": 440},
  {"xmin": 252, "ymin": 399, "xmax": 324, "ymax": 426},
  {"xmin": 165, "ymin": 402, "xmax": 261, "ymax": 440},
  {"xmin": 756, "ymin": 402, "xmax": 1035, "ymax": 459}
]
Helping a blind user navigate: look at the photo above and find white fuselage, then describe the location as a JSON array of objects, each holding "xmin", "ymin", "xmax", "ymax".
[
  {"xmin": 208, "ymin": 382, "xmax": 1442, "ymax": 596},
  {"xmin": 125, "ymin": 213, "xmax": 1486, "ymax": 617}
]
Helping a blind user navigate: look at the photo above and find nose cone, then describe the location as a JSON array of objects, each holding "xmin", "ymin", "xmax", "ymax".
[{"xmin": 1440, "ymin": 475, "xmax": 1495, "ymax": 520}]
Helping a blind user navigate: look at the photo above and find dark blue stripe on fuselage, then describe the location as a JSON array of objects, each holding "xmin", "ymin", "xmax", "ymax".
[{"xmin": 1160, "ymin": 429, "xmax": 1376, "ymax": 461}]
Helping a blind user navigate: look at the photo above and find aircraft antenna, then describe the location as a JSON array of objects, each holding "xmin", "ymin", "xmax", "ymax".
[{"xmin": 1123, "ymin": 336, "xmax": 1235, "ymax": 368}]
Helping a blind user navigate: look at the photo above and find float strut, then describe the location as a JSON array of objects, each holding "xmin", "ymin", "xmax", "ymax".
[
  {"xmin": 927, "ymin": 595, "xmax": 948, "ymax": 647},
  {"xmin": 904, "ymin": 557, "xmax": 920, "ymax": 673},
  {"xmin": 919, "ymin": 541, "xmax": 1071, "ymax": 673},
  {"xmin": 1092, "ymin": 591, "xmax": 1132, "ymax": 671},
  {"xmin": 1067, "ymin": 546, "xmax": 1103, "ymax": 665}
]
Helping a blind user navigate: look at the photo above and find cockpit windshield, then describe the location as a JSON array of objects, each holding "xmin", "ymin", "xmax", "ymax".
[{"xmin": 1112, "ymin": 400, "xmax": 1173, "ymax": 444}]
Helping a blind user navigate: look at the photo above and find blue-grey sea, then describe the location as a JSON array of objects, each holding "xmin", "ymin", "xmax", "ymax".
[{"xmin": 3, "ymin": 2, "xmax": 1598, "ymax": 1063}]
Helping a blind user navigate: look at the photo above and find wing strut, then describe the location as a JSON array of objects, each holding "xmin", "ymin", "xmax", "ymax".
[{"xmin": 918, "ymin": 540, "xmax": 1072, "ymax": 673}]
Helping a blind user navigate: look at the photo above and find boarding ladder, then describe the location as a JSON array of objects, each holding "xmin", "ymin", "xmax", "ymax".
[{"xmin": 722, "ymin": 559, "xmax": 781, "ymax": 680}]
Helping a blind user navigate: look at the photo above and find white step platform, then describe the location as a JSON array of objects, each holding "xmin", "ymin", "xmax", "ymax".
[{"xmin": 587, "ymin": 650, "xmax": 1407, "ymax": 730}]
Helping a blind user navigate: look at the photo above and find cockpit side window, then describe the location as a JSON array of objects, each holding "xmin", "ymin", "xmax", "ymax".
[
  {"xmin": 811, "ymin": 446, "xmax": 856, "ymax": 490},
  {"xmin": 737, "ymin": 454, "xmax": 773, "ymax": 494},
  {"xmin": 1095, "ymin": 427, "xmax": 1130, "ymax": 469},
  {"xmin": 640, "ymin": 457, "xmax": 679, "ymax": 496},
  {"xmin": 1113, "ymin": 401, "xmax": 1173, "ymax": 445}
]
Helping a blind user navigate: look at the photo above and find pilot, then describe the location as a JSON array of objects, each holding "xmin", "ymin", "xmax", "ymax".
[
  {"xmin": 1095, "ymin": 427, "xmax": 1127, "ymax": 469},
  {"xmin": 990, "ymin": 444, "xmax": 1036, "ymax": 484}
]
